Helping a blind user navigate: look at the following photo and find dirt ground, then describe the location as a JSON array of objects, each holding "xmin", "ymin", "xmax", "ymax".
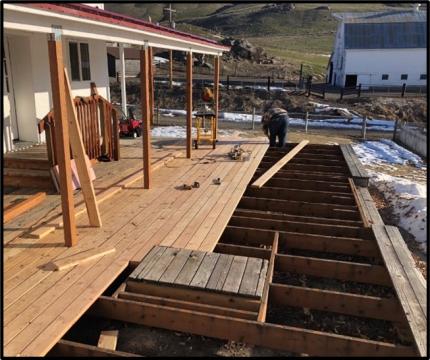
[
  {"xmin": 62, "ymin": 316, "xmax": 294, "ymax": 357},
  {"xmin": 111, "ymin": 79, "xmax": 427, "ymax": 124}
]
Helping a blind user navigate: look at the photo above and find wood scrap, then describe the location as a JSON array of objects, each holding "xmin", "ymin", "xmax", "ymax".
[
  {"xmin": 49, "ymin": 247, "xmax": 116, "ymax": 271},
  {"xmin": 4, "ymin": 192, "xmax": 46, "ymax": 224},
  {"xmin": 97, "ymin": 330, "xmax": 119, "ymax": 350},
  {"xmin": 251, "ymin": 140, "xmax": 309, "ymax": 188}
]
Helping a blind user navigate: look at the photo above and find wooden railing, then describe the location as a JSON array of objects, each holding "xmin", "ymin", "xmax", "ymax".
[{"xmin": 38, "ymin": 94, "xmax": 120, "ymax": 166}]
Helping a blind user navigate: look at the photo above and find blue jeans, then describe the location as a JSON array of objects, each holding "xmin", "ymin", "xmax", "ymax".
[{"xmin": 268, "ymin": 115, "xmax": 288, "ymax": 147}]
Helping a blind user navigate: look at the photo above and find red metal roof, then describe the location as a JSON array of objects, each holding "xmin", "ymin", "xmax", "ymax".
[{"xmin": 23, "ymin": 3, "xmax": 229, "ymax": 52}]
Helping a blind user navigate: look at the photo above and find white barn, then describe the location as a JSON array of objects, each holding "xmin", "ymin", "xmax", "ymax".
[{"xmin": 327, "ymin": 9, "xmax": 427, "ymax": 89}]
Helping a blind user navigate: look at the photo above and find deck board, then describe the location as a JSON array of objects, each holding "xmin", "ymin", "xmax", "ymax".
[
  {"xmin": 3, "ymin": 138, "xmax": 268, "ymax": 356},
  {"xmin": 129, "ymin": 246, "xmax": 268, "ymax": 298}
]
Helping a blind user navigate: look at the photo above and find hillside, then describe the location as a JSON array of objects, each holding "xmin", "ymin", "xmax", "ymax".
[{"xmin": 104, "ymin": 2, "xmax": 417, "ymax": 77}]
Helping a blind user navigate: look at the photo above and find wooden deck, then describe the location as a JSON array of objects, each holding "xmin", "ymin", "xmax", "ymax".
[
  {"xmin": 129, "ymin": 246, "xmax": 268, "ymax": 298},
  {"xmin": 3, "ymin": 137, "xmax": 268, "ymax": 356}
]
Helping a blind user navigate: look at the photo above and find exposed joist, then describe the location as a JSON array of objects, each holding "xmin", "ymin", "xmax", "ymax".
[
  {"xmin": 229, "ymin": 215, "xmax": 365, "ymax": 239},
  {"xmin": 239, "ymin": 196, "xmax": 360, "ymax": 220},
  {"xmin": 89, "ymin": 296, "xmax": 416, "ymax": 356},
  {"xmin": 257, "ymin": 232, "xmax": 278, "ymax": 322},
  {"xmin": 118, "ymin": 291, "xmax": 257, "ymax": 320},
  {"xmin": 50, "ymin": 339, "xmax": 138, "ymax": 357},
  {"xmin": 269, "ymin": 283, "xmax": 404, "ymax": 322},
  {"xmin": 251, "ymin": 140, "xmax": 309, "ymax": 188},
  {"xmin": 125, "ymin": 280, "xmax": 260, "ymax": 312},
  {"xmin": 214, "ymin": 243, "xmax": 271, "ymax": 260},
  {"xmin": 245, "ymin": 186, "xmax": 355, "ymax": 206},
  {"xmin": 276, "ymin": 254, "xmax": 392, "ymax": 286}
]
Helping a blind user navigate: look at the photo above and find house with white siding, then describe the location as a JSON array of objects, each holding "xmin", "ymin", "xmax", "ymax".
[
  {"xmin": 327, "ymin": 9, "xmax": 427, "ymax": 89},
  {"xmin": 3, "ymin": 3, "xmax": 227, "ymax": 153}
]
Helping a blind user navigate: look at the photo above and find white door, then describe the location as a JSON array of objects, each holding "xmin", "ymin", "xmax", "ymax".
[{"xmin": 3, "ymin": 39, "xmax": 19, "ymax": 140}]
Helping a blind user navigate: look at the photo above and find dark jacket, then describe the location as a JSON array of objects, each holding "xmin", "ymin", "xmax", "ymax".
[{"xmin": 262, "ymin": 107, "xmax": 288, "ymax": 136}]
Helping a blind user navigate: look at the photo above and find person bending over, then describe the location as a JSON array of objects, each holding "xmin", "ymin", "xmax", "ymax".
[{"xmin": 262, "ymin": 107, "xmax": 289, "ymax": 147}]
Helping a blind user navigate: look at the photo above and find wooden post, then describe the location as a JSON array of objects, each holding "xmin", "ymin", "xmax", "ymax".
[
  {"xmin": 401, "ymin": 83, "xmax": 406, "ymax": 97},
  {"xmin": 148, "ymin": 46, "xmax": 154, "ymax": 126},
  {"xmin": 140, "ymin": 45, "xmax": 151, "ymax": 189},
  {"xmin": 48, "ymin": 35, "xmax": 77, "ymax": 247},
  {"xmin": 322, "ymin": 84, "xmax": 326, "ymax": 99},
  {"xmin": 393, "ymin": 119, "xmax": 399, "ymax": 141},
  {"xmin": 358, "ymin": 83, "xmax": 362, "ymax": 98},
  {"xmin": 361, "ymin": 116, "xmax": 367, "ymax": 140},
  {"xmin": 227, "ymin": 75, "xmax": 230, "ymax": 91},
  {"xmin": 169, "ymin": 49, "xmax": 173, "ymax": 89},
  {"xmin": 251, "ymin": 107, "xmax": 256, "ymax": 130},
  {"xmin": 307, "ymin": 75, "xmax": 312, "ymax": 97},
  {"xmin": 267, "ymin": 76, "xmax": 271, "ymax": 92},
  {"xmin": 340, "ymin": 87, "xmax": 344, "ymax": 100},
  {"xmin": 213, "ymin": 55, "xmax": 220, "ymax": 142},
  {"xmin": 64, "ymin": 69, "xmax": 102, "ymax": 227},
  {"xmin": 186, "ymin": 51, "xmax": 193, "ymax": 159},
  {"xmin": 119, "ymin": 44, "xmax": 127, "ymax": 116},
  {"xmin": 299, "ymin": 63, "xmax": 303, "ymax": 89},
  {"xmin": 305, "ymin": 112, "xmax": 309, "ymax": 133},
  {"xmin": 112, "ymin": 108, "xmax": 120, "ymax": 161}
]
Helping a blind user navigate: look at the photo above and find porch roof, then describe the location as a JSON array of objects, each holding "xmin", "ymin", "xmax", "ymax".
[{"xmin": 4, "ymin": 3, "xmax": 230, "ymax": 55}]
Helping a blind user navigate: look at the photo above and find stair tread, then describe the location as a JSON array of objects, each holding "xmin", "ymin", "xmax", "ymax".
[{"xmin": 4, "ymin": 168, "xmax": 51, "ymax": 177}]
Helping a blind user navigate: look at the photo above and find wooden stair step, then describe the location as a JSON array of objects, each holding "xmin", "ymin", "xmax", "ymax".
[{"xmin": 3, "ymin": 158, "xmax": 51, "ymax": 170}]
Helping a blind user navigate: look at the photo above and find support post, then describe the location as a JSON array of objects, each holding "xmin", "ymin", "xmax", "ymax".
[
  {"xmin": 401, "ymin": 83, "xmax": 406, "ymax": 97},
  {"xmin": 227, "ymin": 74, "xmax": 230, "ymax": 91},
  {"xmin": 119, "ymin": 44, "xmax": 127, "ymax": 116},
  {"xmin": 213, "ymin": 55, "xmax": 220, "ymax": 142},
  {"xmin": 148, "ymin": 46, "xmax": 154, "ymax": 126},
  {"xmin": 358, "ymin": 83, "xmax": 362, "ymax": 98},
  {"xmin": 169, "ymin": 49, "xmax": 173, "ymax": 89},
  {"xmin": 48, "ymin": 34, "xmax": 77, "ymax": 247},
  {"xmin": 361, "ymin": 116, "xmax": 367, "ymax": 140},
  {"xmin": 140, "ymin": 45, "xmax": 151, "ymax": 189},
  {"xmin": 322, "ymin": 84, "xmax": 326, "ymax": 99},
  {"xmin": 305, "ymin": 111, "xmax": 309, "ymax": 133},
  {"xmin": 267, "ymin": 76, "xmax": 271, "ymax": 92},
  {"xmin": 393, "ymin": 119, "xmax": 399, "ymax": 141},
  {"xmin": 186, "ymin": 51, "xmax": 193, "ymax": 159}
]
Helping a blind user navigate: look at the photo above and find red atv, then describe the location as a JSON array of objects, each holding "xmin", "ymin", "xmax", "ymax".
[{"xmin": 118, "ymin": 107, "xmax": 142, "ymax": 138}]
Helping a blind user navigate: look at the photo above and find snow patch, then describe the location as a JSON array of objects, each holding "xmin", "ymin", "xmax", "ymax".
[
  {"xmin": 352, "ymin": 140, "xmax": 424, "ymax": 168},
  {"xmin": 369, "ymin": 171, "xmax": 427, "ymax": 252}
]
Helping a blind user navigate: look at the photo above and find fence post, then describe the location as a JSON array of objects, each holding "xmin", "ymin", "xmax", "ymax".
[
  {"xmin": 307, "ymin": 76, "xmax": 312, "ymax": 97},
  {"xmin": 305, "ymin": 111, "xmax": 309, "ymax": 133},
  {"xmin": 299, "ymin": 63, "xmax": 303, "ymax": 89},
  {"xmin": 227, "ymin": 75, "xmax": 230, "ymax": 91},
  {"xmin": 252, "ymin": 107, "xmax": 255, "ymax": 130},
  {"xmin": 361, "ymin": 116, "xmax": 367, "ymax": 140},
  {"xmin": 339, "ymin": 87, "xmax": 344, "ymax": 100},
  {"xmin": 401, "ymin": 83, "xmax": 406, "ymax": 97},
  {"xmin": 267, "ymin": 76, "xmax": 271, "ymax": 93},
  {"xmin": 358, "ymin": 83, "xmax": 362, "ymax": 98},
  {"xmin": 393, "ymin": 118, "xmax": 399, "ymax": 140}
]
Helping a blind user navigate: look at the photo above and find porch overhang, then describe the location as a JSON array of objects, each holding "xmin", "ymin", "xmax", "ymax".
[{"xmin": 4, "ymin": 3, "xmax": 229, "ymax": 56}]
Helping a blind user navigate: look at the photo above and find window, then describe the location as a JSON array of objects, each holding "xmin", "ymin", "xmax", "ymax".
[
  {"xmin": 400, "ymin": 74, "xmax": 408, "ymax": 80},
  {"xmin": 420, "ymin": 74, "xmax": 427, "ymax": 80},
  {"xmin": 69, "ymin": 42, "xmax": 91, "ymax": 81},
  {"xmin": 381, "ymin": 74, "xmax": 389, "ymax": 80}
]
